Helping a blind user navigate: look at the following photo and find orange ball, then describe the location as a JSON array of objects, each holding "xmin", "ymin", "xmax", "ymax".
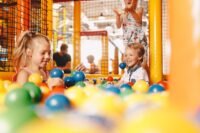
[
  {"xmin": 49, "ymin": 86, "xmax": 65, "ymax": 95},
  {"xmin": 39, "ymin": 83, "xmax": 50, "ymax": 103},
  {"xmin": 158, "ymin": 81, "xmax": 168, "ymax": 90}
]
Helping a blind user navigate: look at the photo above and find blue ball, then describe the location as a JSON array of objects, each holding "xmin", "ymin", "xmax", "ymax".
[
  {"xmin": 73, "ymin": 71, "xmax": 85, "ymax": 83},
  {"xmin": 105, "ymin": 85, "xmax": 121, "ymax": 95},
  {"xmin": 120, "ymin": 83, "xmax": 132, "ymax": 90},
  {"xmin": 45, "ymin": 94, "xmax": 70, "ymax": 111},
  {"xmin": 50, "ymin": 68, "xmax": 64, "ymax": 78},
  {"xmin": 148, "ymin": 84, "xmax": 165, "ymax": 93},
  {"xmin": 119, "ymin": 62, "xmax": 126, "ymax": 69},
  {"xmin": 64, "ymin": 76, "xmax": 76, "ymax": 87}
]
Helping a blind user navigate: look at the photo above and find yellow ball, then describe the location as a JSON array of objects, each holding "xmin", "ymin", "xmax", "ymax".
[
  {"xmin": 28, "ymin": 73, "xmax": 43, "ymax": 85},
  {"xmin": 6, "ymin": 83, "xmax": 22, "ymax": 92},
  {"xmin": 79, "ymin": 93, "xmax": 124, "ymax": 118},
  {"xmin": 132, "ymin": 80, "xmax": 149, "ymax": 93},
  {"xmin": 124, "ymin": 93, "xmax": 148, "ymax": 108},
  {"xmin": 120, "ymin": 108, "xmax": 200, "ymax": 133},
  {"xmin": 0, "ymin": 80, "xmax": 6, "ymax": 93},
  {"xmin": 0, "ymin": 93, "xmax": 6, "ymax": 107},
  {"xmin": 147, "ymin": 92, "xmax": 170, "ymax": 107},
  {"xmin": 64, "ymin": 87, "xmax": 87, "ymax": 107},
  {"xmin": 19, "ymin": 115, "xmax": 107, "ymax": 133},
  {"xmin": 3, "ymin": 80, "xmax": 12, "ymax": 90},
  {"xmin": 83, "ymin": 85, "xmax": 100, "ymax": 97}
]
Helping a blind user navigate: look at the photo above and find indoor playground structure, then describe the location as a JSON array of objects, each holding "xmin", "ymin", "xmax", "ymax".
[{"xmin": 0, "ymin": 0, "xmax": 200, "ymax": 133}]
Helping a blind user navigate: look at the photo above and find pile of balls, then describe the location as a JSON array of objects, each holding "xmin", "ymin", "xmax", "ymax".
[{"xmin": 0, "ymin": 68, "xmax": 199, "ymax": 133}]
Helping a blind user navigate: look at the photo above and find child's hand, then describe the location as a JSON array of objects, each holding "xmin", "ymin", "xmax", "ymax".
[
  {"xmin": 75, "ymin": 63, "xmax": 86, "ymax": 72},
  {"xmin": 113, "ymin": 8, "xmax": 122, "ymax": 16},
  {"xmin": 47, "ymin": 77, "xmax": 64, "ymax": 89}
]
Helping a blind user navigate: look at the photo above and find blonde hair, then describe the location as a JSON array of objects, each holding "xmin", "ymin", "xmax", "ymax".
[
  {"xmin": 13, "ymin": 31, "xmax": 50, "ymax": 71},
  {"xmin": 125, "ymin": 43, "xmax": 145, "ymax": 63}
]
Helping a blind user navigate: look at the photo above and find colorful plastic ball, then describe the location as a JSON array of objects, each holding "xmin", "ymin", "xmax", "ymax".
[
  {"xmin": 0, "ymin": 107, "xmax": 37, "ymax": 133},
  {"xmin": 107, "ymin": 76, "xmax": 113, "ymax": 82},
  {"xmin": 132, "ymin": 80, "xmax": 149, "ymax": 93},
  {"xmin": 120, "ymin": 83, "xmax": 132, "ymax": 90},
  {"xmin": 45, "ymin": 94, "xmax": 71, "ymax": 111},
  {"xmin": 5, "ymin": 89, "xmax": 32, "ymax": 108},
  {"xmin": 83, "ymin": 85, "xmax": 100, "ymax": 96},
  {"xmin": 39, "ymin": 83, "xmax": 50, "ymax": 103},
  {"xmin": 119, "ymin": 62, "xmax": 126, "ymax": 69},
  {"xmin": 70, "ymin": 70, "xmax": 76, "ymax": 77},
  {"xmin": 64, "ymin": 87, "xmax": 87, "ymax": 107},
  {"xmin": 80, "ymin": 94, "xmax": 124, "ymax": 118},
  {"xmin": 6, "ymin": 83, "xmax": 21, "ymax": 92},
  {"xmin": 49, "ymin": 86, "xmax": 65, "ymax": 95},
  {"xmin": 120, "ymin": 88, "xmax": 134, "ymax": 98},
  {"xmin": 158, "ymin": 80, "xmax": 168, "ymax": 90},
  {"xmin": 0, "ymin": 80, "xmax": 6, "ymax": 93},
  {"xmin": 75, "ymin": 81, "xmax": 86, "ymax": 88},
  {"xmin": 50, "ymin": 68, "xmax": 64, "ymax": 78},
  {"xmin": 64, "ymin": 76, "xmax": 76, "ymax": 87},
  {"xmin": 23, "ymin": 82, "xmax": 42, "ymax": 103},
  {"xmin": 119, "ymin": 108, "xmax": 200, "ymax": 133},
  {"xmin": 120, "ymin": 84, "xmax": 134, "ymax": 97},
  {"xmin": 124, "ymin": 93, "xmax": 148, "ymax": 107},
  {"xmin": 148, "ymin": 84, "xmax": 165, "ymax": 93},
  {"xmin": 127, "ymin": 82, "xmax": 134, "ymax": 87},
  {"xmin": 73, "ymin": 71, "xmax": 85, "ymax": 82},
  {"xmin": 3, "ymin": 80, "xmax": 12, "ymax": 90},
  {"xmin": 105, "ymin": 85, "xmax": 121, "ymax": 95},
  {"xmin": 28, "ymin": 73, "xmax": 43, "ymax": 85}
]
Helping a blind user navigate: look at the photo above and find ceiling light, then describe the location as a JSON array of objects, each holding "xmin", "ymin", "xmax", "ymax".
[{"xmin": 98, "ymin": 12, "xmax": 106, "ymax": 20}]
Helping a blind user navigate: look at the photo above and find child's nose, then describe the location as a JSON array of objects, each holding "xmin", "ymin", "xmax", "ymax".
[{"xmin": 45, "ymin": 53, "xmax": 50, "ymax": 59}]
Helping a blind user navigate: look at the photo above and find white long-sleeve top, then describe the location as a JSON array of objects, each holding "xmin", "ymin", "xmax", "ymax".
[{"xmin": 120, "ymin": 65, "xmax": 149, "ymax": 84}]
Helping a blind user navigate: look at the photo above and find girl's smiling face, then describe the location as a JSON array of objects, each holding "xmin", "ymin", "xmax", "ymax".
[{"xmin": 31, "ymin": 38, "xmax": 51, "ymax": 69}]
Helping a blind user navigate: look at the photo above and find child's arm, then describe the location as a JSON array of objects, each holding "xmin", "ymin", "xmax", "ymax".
[
  {"xmin": 16, "ymin": 70, "xmax": 29, "ymax": 85},
  {"xmin": 47, "ymin": 77, "xmax": 64, "ymax": 89},
  {"xmin": 60, "ymin": 61, "xmax": 71, "ymax": 71},
  {"xmin": 136, "ymin": 7, "xmax": 143, "ymax": 24},
  {"xmin": 113, "ymin": 8, "xmax": 123, "ymax": 28}
]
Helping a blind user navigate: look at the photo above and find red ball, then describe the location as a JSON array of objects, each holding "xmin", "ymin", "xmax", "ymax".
[
  {"xmin": 127, "ymin": 82, "xmax": 134, "ymax": 87},
  {"xmin": 107, "ymin": 76, "xmax": 114, "ymax": 82},
  {"xmin": 158, "ymin": 80, "xmax": 168, "ymax": 90}
]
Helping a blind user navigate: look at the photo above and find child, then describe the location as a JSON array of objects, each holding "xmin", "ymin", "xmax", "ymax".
[
  {"xmin": 13, "ymin": 31, "xmax": 63, "ymax": 87},
  {"xmin": 114, "ymin": 0, "xmax": 147, "ymax": 47},
  {"xmin": 86, "ymin": 55, "xmax": 99, "ymax": 74},
  {"xmin": 119, "ymin": 43, "xmax": 149, "ymax": 84}
]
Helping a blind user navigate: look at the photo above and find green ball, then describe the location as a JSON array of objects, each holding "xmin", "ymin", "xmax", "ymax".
[
  {"xmin": 70, "ymin": 70, "xmax": 76, "ymax": 77},
  {"xmin": 0, "ymin": 107, "xmax": 37, "ymax": 133},
  {"xmin": 75, "ymin": 81, "xmax": 86, "ymax": 88},
  {"xmin": 5, "ymin": 89, "xmax": 33, "ymax": 108},
  {"xmin": 120, "ymin": 88, "xmax": 134, "ymax": 98},
  {"xmin": 23, "ymin": 82, "xmax": 42, "ymax": 103},
  {"xmin": 97, "ymin": 83, "xmax": 107, "ymax": 89}
]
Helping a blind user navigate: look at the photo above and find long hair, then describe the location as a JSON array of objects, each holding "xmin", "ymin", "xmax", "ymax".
[{"xmin": 13, "ymin": 31, "xmax": 50, "ymax": 71}]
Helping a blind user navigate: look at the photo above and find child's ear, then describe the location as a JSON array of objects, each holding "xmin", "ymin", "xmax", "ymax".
[
  {"xmin": 26, "ymin": 48, "xmax": 32, "ymax": 57},
  {"xmin": 138, "ymin": 56, "xmax": 143, "ymax": 61}
]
